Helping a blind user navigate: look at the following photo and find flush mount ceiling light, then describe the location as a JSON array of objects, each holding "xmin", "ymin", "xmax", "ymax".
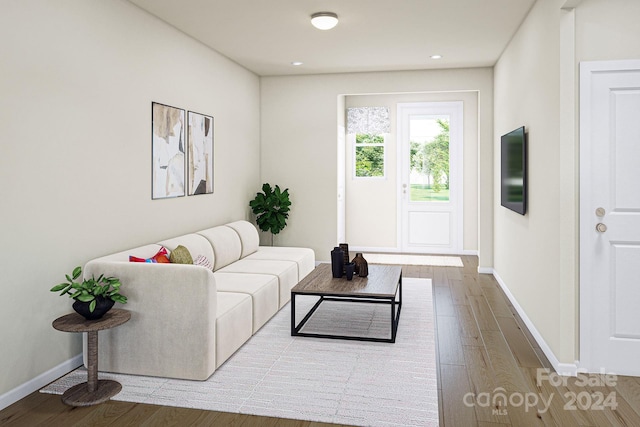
[
  {"xmin": 430, "ymin": 54, "xmax": 443, "ymax": 60},
  {"xmin": 311, "ymin": 12, "xmax": 338, "ymax": 30}
]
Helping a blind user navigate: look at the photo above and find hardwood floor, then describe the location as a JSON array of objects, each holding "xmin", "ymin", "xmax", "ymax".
[
  {"xmin": 2, "ymin": 255, "xmax": 640, "ymax": 426},
  {"xmin": 433, "ymin": 255, "xmax": 640, "ymax": 426}
]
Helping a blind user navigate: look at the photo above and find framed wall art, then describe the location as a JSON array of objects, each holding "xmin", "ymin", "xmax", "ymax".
[
  {"xmin": 187, "ymin": 111, "xmax": 214, "ymax": 195},
  {"xmin": 152, "ymin": 102, "xmax": 186, "ymax": 199}
]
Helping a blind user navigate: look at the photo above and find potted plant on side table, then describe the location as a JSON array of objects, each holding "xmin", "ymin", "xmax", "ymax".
[{"xmin": 50, "ymin": 266, "xmax": 127, "ymax": 320}]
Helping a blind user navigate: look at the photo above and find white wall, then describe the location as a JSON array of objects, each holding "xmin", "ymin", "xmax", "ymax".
[
  {"xmin": 574, "ymin": 0, "xmax": 640, "ymax": 363},
  {"xmin": 575, "ymin": 0, "xmax": 640, "ymax": 61},
  {"xmin": 494, "ymin": 0, "xmax": 570, "ymax": 362},
  {"xmin": 261, "ymin": 69, "xmax": 493, "ymax": 264},
  {"xmin": 345, "ymin": 96, "xmax": 397, "ymax": 249},
  {"xmin": 0, "ymin": 0, "xmax": 260, "ymax": 399},
  {"xmin": 345, "ymin": 92, "xmax": 479, "ymax": 252},
  {"xmin": 493, "ymin": 0, "xmax": 640, "ymax": 370}
]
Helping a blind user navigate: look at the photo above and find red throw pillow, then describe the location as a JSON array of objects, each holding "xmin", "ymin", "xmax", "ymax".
[{"xmin": 129, "ymin": 247, "xmax": 170, "ymax": 263}]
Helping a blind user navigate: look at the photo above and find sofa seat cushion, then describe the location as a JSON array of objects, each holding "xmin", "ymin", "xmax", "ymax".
[
  {"xmin": 216, "ymin": 292, "xmax": 252, "ymax": 369},
  {"xmin": 218, "ymin": 259, "xmax": 298, "ymax": 308},
  {"xmin": 245, "ymin": 247, "xmax": 315, "ymax": 282},
  {"xmin": 214, "ymin": 272, "xmax": 279, "ymax": 334}
]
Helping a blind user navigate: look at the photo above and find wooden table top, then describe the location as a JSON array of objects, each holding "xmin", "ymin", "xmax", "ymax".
[
  {"xmin": 52, "ymin": 309, "xmax": 131, "ymax": 333},
  {"xmin": 292, "ymin": 263, "xmax": 401, "ymax": 298}
]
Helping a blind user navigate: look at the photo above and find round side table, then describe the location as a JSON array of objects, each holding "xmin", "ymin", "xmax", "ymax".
[{"xmin": 52, "ymin": 308, "xmax": 130, "ymax": 406}]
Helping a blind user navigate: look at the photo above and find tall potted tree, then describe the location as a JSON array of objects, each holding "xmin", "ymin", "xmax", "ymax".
[{"xmin": 249, "ymin": 183, "xmax": 291, "ymax": 245}]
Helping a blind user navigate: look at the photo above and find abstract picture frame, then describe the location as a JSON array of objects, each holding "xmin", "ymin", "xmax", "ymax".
[
  {"xmin": 187, "ymin": 111, "xmax": 214, "ymax": 195},
  {"xmin": 151, "ymin": 102, "xmax": 186, "ymax": 199}
]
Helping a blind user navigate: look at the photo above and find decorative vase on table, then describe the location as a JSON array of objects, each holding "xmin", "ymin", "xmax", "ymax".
[
  {"xmin": 345, "ymin": 262, "xmax": 355, "ymax": 280},
  {"xmin": 352, "ymin": 253, "xmax": 369, "ymax": 277},
  {"xmin": 331, "ymin": 246, "xmax": 344, "ymax": 278},
  {"xmin": 339, "ymin": 243, "xmax": 350, "ymax": 273},
  {"xmin": 72, "ymin": 296, "xmax": 115, "ymax": 320}
]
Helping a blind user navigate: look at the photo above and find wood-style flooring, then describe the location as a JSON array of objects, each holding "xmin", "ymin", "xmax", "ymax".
[{"xmin": 2, "ymin": 255, "xmax": 640, "ymax": 426}]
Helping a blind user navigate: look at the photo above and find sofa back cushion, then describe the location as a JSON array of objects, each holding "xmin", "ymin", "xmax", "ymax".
[
  {"xmin": 197, "ymin": 226, "xmax": 242, "ymax": 271},
  {"xmin": 225, "ymin": 220, "xmax": 259, "ymax": 258},
  {"xmin": 158, "ymin": 234, "xmax": 215, "ymax": 269},
  {"xmin": 93, "ymin": 244, "xmax": 165, "ymax": 263}
]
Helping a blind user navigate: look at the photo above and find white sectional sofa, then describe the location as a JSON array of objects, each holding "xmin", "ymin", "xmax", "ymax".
[{"xmin": 83, "ymin": 220, "xmax": 314, "ymax": 381}]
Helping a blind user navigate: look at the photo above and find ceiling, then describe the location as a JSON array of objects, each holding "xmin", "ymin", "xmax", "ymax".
[{"xmin": 128, "ymin": 0, "xmax": 536, "ymax": 77}]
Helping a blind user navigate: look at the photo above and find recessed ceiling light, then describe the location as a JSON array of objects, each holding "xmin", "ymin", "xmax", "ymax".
[
  {"xmin": 430, "ymin": 54, "xmax": 443, "ymax": 60},
  {"xmin": 291, "ymin": 61, "xmax": 303, "ymax": 66},
  {"xmin": 311, "ymin": 12, "xmax": 339, "ymax": 30}
]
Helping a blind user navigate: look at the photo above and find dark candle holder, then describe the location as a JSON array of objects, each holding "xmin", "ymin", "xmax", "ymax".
[{"xmin": 339, "ymin": 243, "xmax": 349, "ymax": 273}]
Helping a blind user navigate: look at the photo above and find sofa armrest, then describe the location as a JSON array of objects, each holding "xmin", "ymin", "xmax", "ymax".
[{"xmin": 83, "ymin": 261, "xmax": 217, "ymax": 380}]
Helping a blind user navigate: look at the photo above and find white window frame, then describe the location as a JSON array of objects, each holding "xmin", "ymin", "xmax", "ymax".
[{"xmin": 352, "ymin": 132, "xmax": 387, "ymax": 180}]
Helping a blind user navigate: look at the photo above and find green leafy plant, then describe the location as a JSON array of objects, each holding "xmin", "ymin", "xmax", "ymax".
[
  {"xmin": 50, "ymin": 266, "xmax": 127, "ymax": 313},
  {"xmin": 249, "ymin": 183, "xmax": 291, "ymax": 244}
]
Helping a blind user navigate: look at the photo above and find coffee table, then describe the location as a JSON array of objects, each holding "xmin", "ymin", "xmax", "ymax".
[{"xmin": 291, "ymin": 263, "xmax": 402, "ymax": 343}]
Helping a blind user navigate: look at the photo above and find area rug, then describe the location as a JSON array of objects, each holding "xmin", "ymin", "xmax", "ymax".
[
  {"xmin": 364, "ymin": 253, "xmax": 463, "ymax": 267},
  {"xmin": 42, "ymin": 279, "xmax": 438, "ymax": 427}
]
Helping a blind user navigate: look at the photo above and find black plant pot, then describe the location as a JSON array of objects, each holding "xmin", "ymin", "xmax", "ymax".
[{"xmin": 72, "ymin": 296, "xmax": 115, "ymax": 320}]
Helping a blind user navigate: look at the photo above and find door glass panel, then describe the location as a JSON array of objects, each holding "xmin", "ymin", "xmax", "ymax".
[{"xmin": 409, "ymin": 115, "xmax": 450, "ymax": 202}]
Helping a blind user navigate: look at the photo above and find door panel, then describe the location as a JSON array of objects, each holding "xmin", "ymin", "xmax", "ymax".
[
  {"xmin": 408, "ymin": 212, "xmax": 450, "ymax": 245},
  {"xmin": 580, "ymin": 60, "xmax": 640, "ymax": 376},
  {"xmin": 612, "ymin": 244, "xmax": 640, "ymax": 338}
]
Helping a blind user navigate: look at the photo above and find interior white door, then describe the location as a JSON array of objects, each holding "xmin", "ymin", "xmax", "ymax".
[
  {"xmin": 398, "ymin": 102, "xmax": 463, "ymax": 254},
  {"xmin": 580, "ymin": 60, "xmax": 640, "ymax": 376}
]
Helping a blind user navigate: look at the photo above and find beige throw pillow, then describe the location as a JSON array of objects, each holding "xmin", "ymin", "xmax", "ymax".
[{"xmin": 169, "ymin": 245, "xmax": 193, "ymax": 264}]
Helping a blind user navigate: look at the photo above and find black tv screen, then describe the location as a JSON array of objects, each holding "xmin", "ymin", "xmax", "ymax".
[{"xmin": 501, "ymin": 126, "xmax": 527, "ymax": 215}]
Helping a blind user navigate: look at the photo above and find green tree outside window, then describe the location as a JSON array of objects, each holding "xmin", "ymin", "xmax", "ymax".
[
  {"xmin": 355, "ymin": 133, "xmax": 385, "ymax": 177},
  {"xmin": 409, "ymin": 119, "xmax": 450, "ymax": 201}
]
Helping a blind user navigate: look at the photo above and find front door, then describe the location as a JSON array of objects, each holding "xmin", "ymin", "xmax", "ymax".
[
  {"xmin": 398, "ymin": 102, "xmax": 463, "ymax": 253},
  {"xmin": 580, "ymin": 60, "xmax": 640, "ymax": 376}
]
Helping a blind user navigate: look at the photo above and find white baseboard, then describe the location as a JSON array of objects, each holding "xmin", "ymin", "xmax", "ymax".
[
  {"xmin": 349, "ymin": 246, "xmax": 477, "ymax": 256},
  {"xmin": 477, "ymin": 266, "xmax": 493, "ymax": 274},
  {"xmin": 490, "ymin": 269, "xmax": 579, "ymax": 377},
  {"xmin": 0, "ymin": 354, "xmax": 83, "ymax": 411}
]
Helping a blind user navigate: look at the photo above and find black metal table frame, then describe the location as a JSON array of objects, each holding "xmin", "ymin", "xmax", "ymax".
[{"xmin": 290, "ymin": 275, "xmax": 402, "ymax": 343}]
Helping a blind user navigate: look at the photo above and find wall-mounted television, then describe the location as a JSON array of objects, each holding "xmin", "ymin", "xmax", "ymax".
[{"xmin": 500, "ymin": 126, "xmax": 527, "ymax": 215}]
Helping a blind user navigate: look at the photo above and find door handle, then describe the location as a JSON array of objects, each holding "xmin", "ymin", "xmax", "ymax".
[{"xmin": 596, "ymin": 223, "xmax": 607, "ymax": 233}]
